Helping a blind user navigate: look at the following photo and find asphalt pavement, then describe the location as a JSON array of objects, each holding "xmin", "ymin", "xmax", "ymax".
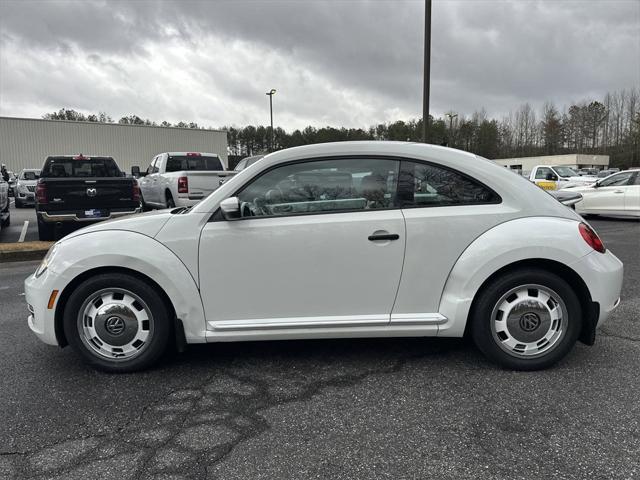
[
  {"xmin": 0, "ymin": 218, "xmax": 638, "ymax": 480},
  {"xmin": 0, "ymin": 200, "xmax": 39, "ymax": 243}
]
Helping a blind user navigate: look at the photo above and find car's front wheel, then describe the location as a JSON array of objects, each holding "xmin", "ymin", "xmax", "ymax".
[
  {"xmin": 470, "ymin": 268, "xmax": 582, "ymax": 370},
  {"xmin": 63, "ymin": 273, "xmax": 171, "ymax": 372}
]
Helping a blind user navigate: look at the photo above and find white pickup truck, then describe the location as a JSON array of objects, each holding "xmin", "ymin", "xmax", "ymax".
[
  {"xmin": 135, "ymin": 152, "xmax": 236, "ymax": 209},
  {"xmin": 528, "ymin": 165, "xmax": 597, "ymax": 191}
]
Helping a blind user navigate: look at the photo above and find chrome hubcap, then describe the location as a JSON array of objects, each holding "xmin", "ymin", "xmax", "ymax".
[
  {"xmin": 77, "ymin": 288, "xmax": 153, "ymax": 360},
  {"xmin": 490, "ymin": 284, "xmax": 567, "ymax": 358}
]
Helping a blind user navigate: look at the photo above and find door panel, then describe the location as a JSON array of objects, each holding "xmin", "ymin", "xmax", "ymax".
[
  {"xmin": 199, "ymin": 210, "xmax": 405, "ymax": 326},
  {"xmin": 625, "ymin": 184, "xmax": 640, "ymax": 215}
]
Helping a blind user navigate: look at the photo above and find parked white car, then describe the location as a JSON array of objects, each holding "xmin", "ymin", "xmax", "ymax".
[
  {"xmin": 563, "ymin": 169, "xmax": 640, "ymax": 218},
  {"xmin": 14, "ymin": 168, "xmax": 41, "ymax": 207},
  {"xmin": 529, "ymin": 165, "xmax": 597, "ymax": 190},
  {"xmin": 136, "ymin": 152, "xmax": 235, "ymax": 209},
  {"xmin": 25, "ymin": 142, "xmax": 623, "ymax": 372}
]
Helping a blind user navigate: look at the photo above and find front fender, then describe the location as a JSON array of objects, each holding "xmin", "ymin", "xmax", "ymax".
[
  {"xmin": 50, "ymin": 230, "xmax": 206, "ymax": 343},
  {"xmin": 438, "ymin": 216, "xmax": 591, "ymax": 337}
]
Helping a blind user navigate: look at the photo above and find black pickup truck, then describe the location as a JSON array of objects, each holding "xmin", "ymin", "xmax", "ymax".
[{"xmin": 36, "ymin": 155, "xmax": 141, "ymax": 240}]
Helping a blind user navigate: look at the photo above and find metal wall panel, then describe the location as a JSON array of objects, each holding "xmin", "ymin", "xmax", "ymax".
[{"xmin": 0, "ymin": 117, "xmax": 228, "ymax": 174}]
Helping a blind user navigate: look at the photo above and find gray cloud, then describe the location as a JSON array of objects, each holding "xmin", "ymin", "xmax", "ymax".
[{"xmin": 1, "ymin": 0, "xmax": 638, "ymax": 130}]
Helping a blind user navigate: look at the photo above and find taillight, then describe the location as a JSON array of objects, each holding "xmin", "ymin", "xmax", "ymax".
[
  {"xmin": 35, "ymin": 181, "xmax": 47, "ymax": 204},
  {"xmin": 579, "ymin": 223, "xmax": 605, "ymax": 253},
  {"xmin": 132, "ymin": 180, "xmax": 140, "ymax": 202},
  {"xmin": 186, "ymin": 152, "xmax": 201, "ymax": 157},
  {"xmin": 177, "ymin": 176, "xmax": 188, "ymax": 194}
]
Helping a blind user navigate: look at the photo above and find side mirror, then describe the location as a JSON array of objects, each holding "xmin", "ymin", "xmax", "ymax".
[
  {"xmin": 220, "ymin": 197, "xmax": 241, "ymax": 220},
  {"xmin": 131, "ymin": 166, "xmax": 141, "ymax": 178}
]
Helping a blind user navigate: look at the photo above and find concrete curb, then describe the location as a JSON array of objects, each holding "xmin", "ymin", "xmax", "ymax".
[{"xmin": 0, "ymin": 242, "xmax": 53, "ymax": 263}]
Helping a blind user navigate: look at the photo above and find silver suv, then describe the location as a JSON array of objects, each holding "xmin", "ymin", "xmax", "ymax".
[{"xmin": 15, "ymin": 168, "xmax": 40, "ymax": 207}]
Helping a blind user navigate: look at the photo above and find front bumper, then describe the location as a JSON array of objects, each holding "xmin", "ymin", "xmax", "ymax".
[
  {"xmin": 24, "ymin": 269, "xmax": 60, "ymax": 346},
  {"xmin": 38, "ymin": 207, "xmax": 141, "ymax": 223},
  {"xmin": 16, "ymin": 192, "xmax": 35, "ymax": 203},
  {"xmin": 571, "ymin": 249, "xmax": 623, "ymax": 327}
]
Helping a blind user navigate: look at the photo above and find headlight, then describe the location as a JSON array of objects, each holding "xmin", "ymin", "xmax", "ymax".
[{"xmin": 35, "ymin": 243, "xmax": 58, "ymax": 278}]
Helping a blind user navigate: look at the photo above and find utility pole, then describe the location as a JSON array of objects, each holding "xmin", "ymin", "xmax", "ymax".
[
  {"xmin": 266, "ymin": 89, "xmax": 276, "ymax": 151},
  {"xmin": 446, "ymin": 112, "xmax": 458, "ymax": 146},
  {"xmin": 422, "ymin": 0, "xmax": 432, "ymax": 143}
]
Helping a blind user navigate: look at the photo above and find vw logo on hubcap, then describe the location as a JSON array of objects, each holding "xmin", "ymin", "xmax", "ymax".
[
  {"xmin": 519, "ymin": 312, "xmax": 541, "ymax": 332},
  {"xmin": 104, "ymin": 316, "xmax": 126, "ymax": 335}
]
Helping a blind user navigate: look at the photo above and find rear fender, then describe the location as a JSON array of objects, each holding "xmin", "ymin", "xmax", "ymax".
[{"xmin": 438, "ymin": 217, "xmax": 591, "ymax": 337}]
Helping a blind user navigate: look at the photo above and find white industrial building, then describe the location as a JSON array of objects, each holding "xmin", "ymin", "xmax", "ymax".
[
  {"xmin": 494, "ymin": 153, "xmax": 609, "ymax": 172},
  {"xmin": 0, "ymin": 116, "xmax": 228, "ymax": 173}
]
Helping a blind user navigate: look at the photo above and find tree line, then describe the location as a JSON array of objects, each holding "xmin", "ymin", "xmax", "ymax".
[{"xmin": 43, "ymin": 87, "xmax": 639, "ymax": 168}]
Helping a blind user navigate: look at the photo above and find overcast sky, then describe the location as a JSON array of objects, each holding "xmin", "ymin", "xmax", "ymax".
[{"xmin": 1, "ymin": 0, "xmax": 638, "ymax": 130}]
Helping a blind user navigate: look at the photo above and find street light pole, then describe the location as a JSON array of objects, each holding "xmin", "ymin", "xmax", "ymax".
[
  {"xmin": 266, "ymin": 89, "xmax": 276, "ymax": 152},
  {"xmin": 422, "ymin": 0, "xmax": 432, "ymax": 143},
  {"xmin": 446, "ymin": 112, "xmax": 458, "ymax": 146}
]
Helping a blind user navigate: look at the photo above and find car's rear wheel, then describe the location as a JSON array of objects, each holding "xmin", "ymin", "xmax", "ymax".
[
  {"xmin": 63, "ymin": 273, "xmax": 171, "ymax": 372},
  {"xmin": 470, "ymin": 268, "xmax": 581, "ymax": 370},
  {"xmin": 14, "ymin": 198, "xmax": 22, "ymax": 208}
]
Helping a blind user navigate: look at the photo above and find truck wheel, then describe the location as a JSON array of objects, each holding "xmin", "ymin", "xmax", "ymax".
[
  {"xmin": 14, "ymin": 198, "xmax": 22, "ymax": 208},
  {"xmin": 37, "ymin": 219, "xmax": 54, "ymax": 241},
  {"xmin": 63, "ymin": 273, "xmax": 171, "ymax": 372},
  {"xmin": 165, "ymin": 192, "xmax": 175, "ymax": 209},
  {"xmin": 470, "ymin": 268, "xmax": 581, "ymax": 371}
]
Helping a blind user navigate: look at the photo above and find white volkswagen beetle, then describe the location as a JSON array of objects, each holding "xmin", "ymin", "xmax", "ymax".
[{"xmin": 25, "ymin": 142, "xmax": 623, "ymax": 372}]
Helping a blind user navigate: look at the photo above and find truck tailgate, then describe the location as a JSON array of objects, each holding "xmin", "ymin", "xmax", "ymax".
[
  {"xmin": 42, "ymin": 178, "xmax": 138, "ymax": 211},
  {"xmin": 186, "ymin": 171, "xmax": 236, "ymax": 199}
]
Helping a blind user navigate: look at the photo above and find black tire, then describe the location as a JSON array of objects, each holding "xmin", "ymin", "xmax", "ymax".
[
  {"xmin": 37, "ymin": 218, "xmax": 54, "ymax": 241},
  {"xmin": 1, "ymin": 210, "xmax": 9, "ymax": 228},
  {"xmin": 470, "ymin": 268, "xmax": 582, "ymax": 371},
  {"xmin": 165, "ymin": 192, "xmax": 175, "ymax": 209},
  {"xmin": 14, "ymin": 199, "xmax": 22, "ymax": 208},
  {"xmin": 63, "ymin": 273, "xmax": 172, "ymax": 372}
]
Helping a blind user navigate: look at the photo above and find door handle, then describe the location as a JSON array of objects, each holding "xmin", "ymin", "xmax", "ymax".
[
  {"xmin": 368, "ymin": 233, "xmax": 400, "ymax": 241},
  {"xmin": 614, "ymin": 190, "xmax": 624, "ymax": 194}
]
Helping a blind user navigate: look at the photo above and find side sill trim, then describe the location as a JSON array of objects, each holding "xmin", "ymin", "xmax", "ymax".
[
  {"xmin": 390, "ymin": 313, "xmax": 447, "ymax": 325},
  {"xmin": 209, "ymin": 313, "xmax": 448, "ymax": 331}
]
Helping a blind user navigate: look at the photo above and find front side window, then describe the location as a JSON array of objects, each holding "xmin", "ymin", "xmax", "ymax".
[
  {"xmin": 397, "ymin": 161, "xmax": 500, "ymax": 207},
  {"xmin": 236, "ymin": 158, "xmax": 399, "ymax": 217},
  {"xmin": 147, "ymin": 158, "xmax": 157, "ymax": 175},
  {"xmin": 535, "ymin": 167, "xmax": 552, "ymax": 180},
  {"xmin": 599, "ymin": 171, "xmax": 634, "ymax": 187}
]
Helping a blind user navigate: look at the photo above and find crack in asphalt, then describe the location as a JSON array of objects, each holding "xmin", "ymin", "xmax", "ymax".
[
  {"xmin": 6, "ymin": 354, "xmax": 413, "ymax": 480},
  {"xmin": 599, "ymin": 330, "xmax": 640, "ymax": 343}
]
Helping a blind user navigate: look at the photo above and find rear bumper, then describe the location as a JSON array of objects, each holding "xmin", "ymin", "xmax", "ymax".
[
  {"xmin": 571, "ymin": 249, "xmax": 623, "ymax": 327},
  {"xmin": 38, "ymin": 207, "xmax": 141, "ymax": 223}
]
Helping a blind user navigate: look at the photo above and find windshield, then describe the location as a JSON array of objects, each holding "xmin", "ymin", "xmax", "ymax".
[
  {"xmin": 166, "ymin": 155, "xmax": 223, "ymax": 172},
  {"xmin": 554, "ymin": 166, "xmax": 578, "ymax": 178},
  {"xmin": 20, "ymin": 170, "xmax": 40, "ymax": 180},
  {"xmin": 42, "ymin": 157, "xmax": 122, "ymax": 177}
]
